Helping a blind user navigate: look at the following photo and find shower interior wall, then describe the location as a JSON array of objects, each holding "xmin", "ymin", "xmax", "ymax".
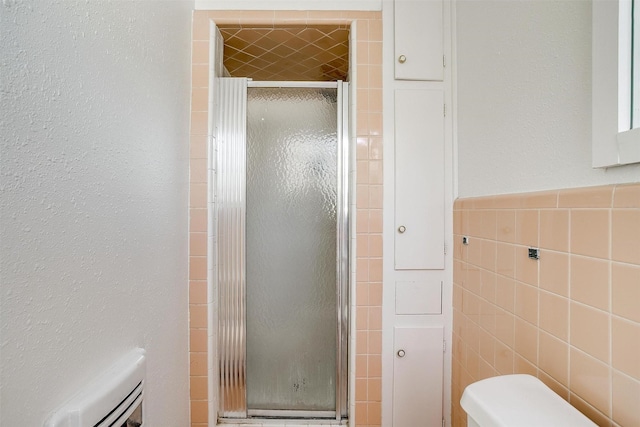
[{"xmin": 188, "ymin": 10, "xmax": 383, "ymax": 427}]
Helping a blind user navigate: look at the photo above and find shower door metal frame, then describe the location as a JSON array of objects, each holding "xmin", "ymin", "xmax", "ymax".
[{"xmin": 217, "ymin": 80, "xmax": 350, "ymax": 422}]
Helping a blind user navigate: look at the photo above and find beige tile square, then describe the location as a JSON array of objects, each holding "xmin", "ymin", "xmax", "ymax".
[
  {"xmin": 356, "ymin": 136, "xmax": 369, "ymax": 160},
  {"xmin": 494, "ymin": 340, "xmax": 514, "ymax": 375},
  {"xmin": 569, "ymin": 348, "xmax": 611, "ymax": 416},
  {"xmin": 539, "ymin": 370, "xmax": 569, "ymax": 400},
  {"xmin": 570, "ymin": 256, "xmax": 610, "ymax": 311},
  {"xmin": 558, "ymin": 186, "xmax": 613, "ymax": 208},
  {"xmin": 468, "ymin": 210, "xmax": 482, "ymax": 238},
  {"xmin": 190, "ymin": 134, "xmax": 207, "ymax": 159},
  {"xmin": 479, "ymin": 328, "xmax": 495, "ymax": 365},
  {"xmin": 189, "ymin": 304, "xmax": 207, "ymax": 330},
  {"xmin": 190, "ymin": 183, "xmax": 207, "ymax": 208},
  {"xmin": 190, "ymin": 158, "xmax": 207, "ymax": 184},
  {"xmin": 515, "ymin": 209, "xmax": 539, "ymax": 246},
  {"xmin": 191, "ymin": 111, "xmax": 208, "ymax": 136},
  {"xmin": 189, "ymin": 281, "xmax": 207, "ymax": 305},
  {"xmin": 514, "ymin": 317, "xmax": 537, "ymax": 364},
  {"xmin": 368, "ymin": 354, "xmax": 382, "ymax": 377},
  {"xmin": 496, "ymin": 242, "xmax": 516, "ymax": 278},
  {"xmin": 191, "ymin": 87, "xmax": 208, "ymax": 112},
  {"xmin": 612, "ymin": 317, "xmax": 640, "ymax": 380},
  {"xmin": 612, "ymin": 370, "xmax": 640, "ymax": 427},
  {"xmin": 192, "ymin": 63, "xmax": 209, "ymax": 88},
  {"xmin": 514, "ymin": 353, "xmax": 537, "ymax": 376},
  {"xmin": 464, "ymin": 264, "xmax": 482, "ymax": 296},
  {"xmin": 190, "ymin": 400, "xmax": 208, "ymax": 423},
  {"xmin": 369, "ymin": 282, "xmax": 382, "ymax": 306},
  {"xmin": 189, "ymin": 256, "xmax": 207, "ymax": 281},
  {"xmin": 355, "ymin": 354, "xmax": 367, "ymax": 378},
  {"xmin": 539, "ymin": 291, "xmax": 569, "ymax": 341},
  {"xmin": 369, "ymin": 135, "xmax": 383, "ymax": 160},
  {"xmin": 612, "ymin": 262, "xmax": 640, "ymax": 322},
  {"xmin": 466, "ymin": 347, "xmax": 480, "ymax": 380},
  {"xmin": 481, "ymin": 271, "xmax": 497, "ymax": 304},
  {"xmin": 539, "ymin": 209, "xmax": 569, "ymax": 252},
  {"xmin": 189, "ymin": 232, "xmax": 207, "ymax": 257},
  {"xmin": 497, "ymin": 210, "xmax": 516, "ymax": 243},
  {"xmin": 569, "ymin": 393, "xmax": 611, "ymax": 427},
  {"xmin": 612, "ymin": 209, "xmax": 640, "ymax": 265},
  {"xmin": 368, "ymin": 377, "xmax": 382, "ymax": 401},
  {"xmin": 369, "ymin": 159, "xmax": 383, "ymax": 184},
  {"xmin": 368, "ymin": 330, "xmax": 382, "ymax": 354},
  {"xmin": 466, "ymin": 237, "xmax": 481, "ymax": 267},
  {"xmin": 190, "ymin": 352, "xmax": 208, "ymax": 376},
  {"xmin": 369, "ymin": 234, "xmax": 383, "ymax": 257},
  {"xmin": 515, "ymin": 246, "xmax": 538, "ymax": 286},
  {"xmin": 190, "ymin": 375, "xmax": 208, "ymax": 400},
  {"xmin": 190, "ymin": 208, "xmax": 207, "ymax": 232},
  {"xmin": 570, "ymin": 303, "xmax": 610, "ymax": 363},
  {"xmin": 494, "ymin": 308, "xmax": 515, "ymax": 348},
  {"xmin": 356, "ymin": 160, "xmax": 369, "ymax": 184},
  {"xmin": 479, "ymin": 210, "xmax": 497, "ymax": 240},
  {"xmin": 539, "ymin": 251, "xmax": 569, "ymax": 297},
  {"xmin": 192, "ymin": 40, "xmax": 209, "ymax": 64},
  {"xmin": 520, "ymin": 191, "xmax": 557, "ymax": 208},
  {"xmin": 514, "ymin": 282, "xmax": 538, "ymax": 325},
  {"xmin": 480, "ymin": 240, "xmax": 497, "ymax": 272},
  {"xmin": 539, "ymin": 331, "xmax": 568, "ymax": 386},
  {"xmin": 189, "ymin": 328, "xmax": 207, "ymax": 352},
  {"xmin": 570, "ymin": 210, "xmax": 610, "ymax": 259},
  {"xmin": 356, "ymin": 306, "xmax": 368, "ymax": 330},
  {"xmin": 613, "ymin": 183, "xmax": 640, "ymax": 208},
  {"xmin": 496, "ymin": 275, "xmax": 515, "ymax": 313}
]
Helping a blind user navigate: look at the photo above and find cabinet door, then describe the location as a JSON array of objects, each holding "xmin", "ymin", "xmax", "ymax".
[
  {"xmin": 394, "ymin": 0, "xmax": 444, "ymax": 81},
  {"xmin": 393, "ymin": 326, "xmax": 444, "ymax": 427},
  {"xmin": 394, "ymin": 89, "xmax": 445, "ymax": 270}
]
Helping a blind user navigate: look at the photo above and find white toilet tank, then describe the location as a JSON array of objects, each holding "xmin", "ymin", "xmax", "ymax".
[{"xmin": 460, "ymin": 374, "xmax": 597, "ymax": 427}]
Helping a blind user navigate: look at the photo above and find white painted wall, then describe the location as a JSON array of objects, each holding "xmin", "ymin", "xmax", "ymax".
[
  {"xmin": 0, "ymin": 1, "xmax": 193, "ymax": 425},
  {"xmin": 455, "ymin": 0, "xmax": 640, "ymax": 198},
  {"xmin": 196, "ymin": 0, "xmax": 381, "ymax": 10}
]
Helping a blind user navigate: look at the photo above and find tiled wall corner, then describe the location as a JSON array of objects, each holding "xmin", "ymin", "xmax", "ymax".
[
  {"xmin": 189, "ymin": 11, "xmax": 211, "ymax": 426},
  {"xmin": 452, "ymin": 184, "xmax": 640, "ymax": 427},
  {"xmin": 189, "ymin": 10, "xmax": 383, "ymax": 427}
]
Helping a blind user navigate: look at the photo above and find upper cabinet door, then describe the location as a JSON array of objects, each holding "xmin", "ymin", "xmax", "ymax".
[{"xmin": 394, "ymin": 0, "xmax": 444, "ymax": 81}]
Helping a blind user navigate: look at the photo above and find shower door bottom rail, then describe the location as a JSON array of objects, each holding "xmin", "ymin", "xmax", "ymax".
[{"xmin": 246, "ymin": 409, "xmax": 336, "ymax": 419}]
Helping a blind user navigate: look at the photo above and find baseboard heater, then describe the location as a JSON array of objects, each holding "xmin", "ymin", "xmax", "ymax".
[{"xmin": 45, "ymin": 348, "xmax": 146, "ymax": 427}]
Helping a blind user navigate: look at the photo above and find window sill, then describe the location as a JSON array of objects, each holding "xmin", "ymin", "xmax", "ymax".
[{"xmin": 617, "ymin": 127, "xmax": 640, "ymax": 165}]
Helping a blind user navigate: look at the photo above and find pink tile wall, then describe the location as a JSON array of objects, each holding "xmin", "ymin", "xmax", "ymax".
[
  {"xmin": 189, "ymin": 10, "xmax": 383, "ymax": 427},
  {"xmin": 452, "ymin": 184, "xmax": 640, "ymax": 427}
]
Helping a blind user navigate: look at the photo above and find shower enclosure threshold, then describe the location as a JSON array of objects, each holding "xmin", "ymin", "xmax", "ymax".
[{"xmin": 218, "ymin": 420, "xmax": 348, "ymax": 427}]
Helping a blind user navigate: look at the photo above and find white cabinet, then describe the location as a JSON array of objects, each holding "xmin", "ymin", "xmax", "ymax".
[
  {"xmin": 395, "ymin": 281, "xmax": 442, "ymax": 315},
  {"xmin": 394, "ymin": 89, "xmax": 445, "ymax": 270},
  {"xmin": 394, "ymin": 0, "xmax": 444, "ymax": 81},
  {"xmin": 393, "ymin": 326, "xmax": 444, "ymax": 427}
]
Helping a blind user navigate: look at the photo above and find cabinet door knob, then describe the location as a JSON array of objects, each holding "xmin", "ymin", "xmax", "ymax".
[
  {"xmin": 397, "ymin": 349, "xmax": 406, "ymax": 358},
  {"xmin": 398, "ymin": 55, "xmax": 407, "ymax": 64},
  {"xmin": 398, "ymin": 225, "xmax": 406, "ymax": 234}
]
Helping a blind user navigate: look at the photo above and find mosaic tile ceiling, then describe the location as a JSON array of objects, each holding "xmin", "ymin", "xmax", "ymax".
[{"xmin": 218, "ymin": 25, "xmax": 350, "ymax": 82}]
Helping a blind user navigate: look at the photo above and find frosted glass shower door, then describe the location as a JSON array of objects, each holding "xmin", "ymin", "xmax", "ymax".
[{"xmin": 245, "ymin": 87, "xmax": 338, "ymax": 415}]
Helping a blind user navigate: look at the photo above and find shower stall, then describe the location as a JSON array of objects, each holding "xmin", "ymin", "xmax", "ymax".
[{"xmin": 212, "ymin": 78, "xmax": 350, "ymax": 422}]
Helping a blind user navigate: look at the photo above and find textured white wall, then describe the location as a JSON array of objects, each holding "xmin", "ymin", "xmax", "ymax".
[
  {"xmin": 195, "ymin": 0, "xmax": 381, "ymax": 10},
  {"xmin": 456, "ymin": 0, "xmax": 640, "ymax": 198},
  {"xmin": 0, "ymin": 1, "xmax": 193, "ymax": 425}
]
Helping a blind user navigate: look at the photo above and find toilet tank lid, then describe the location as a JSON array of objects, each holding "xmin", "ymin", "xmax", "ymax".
[{"xmin": 460, "ymin": 375, "xmax": 597, "ymax": 427}]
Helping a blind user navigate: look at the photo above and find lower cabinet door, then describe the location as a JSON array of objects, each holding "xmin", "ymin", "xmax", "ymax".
[{"xmin": 393, "ymin": 326, "xmax": 444, "ymax": 427}]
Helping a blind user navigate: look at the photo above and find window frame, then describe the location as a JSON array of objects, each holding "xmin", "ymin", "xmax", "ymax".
[{"xmin": 592, "ymin": 0, "xmax": 640, "ymax": 167}]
